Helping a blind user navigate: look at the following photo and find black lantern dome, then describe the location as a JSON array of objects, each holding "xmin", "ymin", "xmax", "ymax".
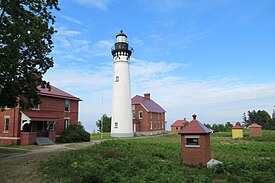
[{"xmin": 111, "ymin": 30, "xmax": 133, "ymax": 57}]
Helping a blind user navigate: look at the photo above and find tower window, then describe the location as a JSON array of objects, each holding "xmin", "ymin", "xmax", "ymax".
[
  {"xmin": 115, "ymin": 122, "xmax": 118, "ymax": 128},
  {"xmin": 115, "ymin": 76, "xmax": 119, "ymax": 82}
]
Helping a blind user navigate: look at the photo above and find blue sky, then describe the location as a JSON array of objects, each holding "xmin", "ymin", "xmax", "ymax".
[{"xmin": 44, "ymin": 0, "xmax": 275, "ymax": 132}]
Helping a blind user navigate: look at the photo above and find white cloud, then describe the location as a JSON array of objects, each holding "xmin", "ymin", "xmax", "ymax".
[
  {"xmin": 60, "ymin": 15, "xmax": 82, "ymax": 25},
  {"xmin": 74, "ymin": 0, "xmax": 111, "ymax": 11},
  {"xmin": 56, "ymin": 27, "xmax": 81, "ymax": 37}
]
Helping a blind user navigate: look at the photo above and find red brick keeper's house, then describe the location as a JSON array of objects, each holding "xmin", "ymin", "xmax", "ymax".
[
  {"xmin": 0, "ymin": 86, "xmax": 81, "ymax": 145},
  {"xmin": 132, "ymin": 93, "xmax": 166, "ymax": 135}
]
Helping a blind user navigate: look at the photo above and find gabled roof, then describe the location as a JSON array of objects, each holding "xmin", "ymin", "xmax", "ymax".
[
  {"xmin": 171, "ymin": 118, "xmax": 188, "ymax": 127},
  {"xmin": 248, "ymin": 123, "xmax": 261, "ymax": 128},
  {"xmin": 178, "ymin": 114, "xmax": 212, "ymax": 134},
  {"xmin": 38, "ymin": 85, "xmax": 81, "ymax": 101},
  {"xmin": 131, "ymin": 95, "xmax": 165, "ymax": 113}
]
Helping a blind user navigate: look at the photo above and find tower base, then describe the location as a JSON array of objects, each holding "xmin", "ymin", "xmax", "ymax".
[{"xmin": 110, "ymin": 132, "xmax": 134, "ymax": 138}]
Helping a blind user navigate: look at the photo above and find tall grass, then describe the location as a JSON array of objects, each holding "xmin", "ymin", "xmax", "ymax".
[{"xmin": 41, "ymin": 131, "xmax": 275, "ymax": 183}]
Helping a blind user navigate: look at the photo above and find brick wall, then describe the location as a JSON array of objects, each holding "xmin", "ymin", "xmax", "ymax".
[
  {"xmin": 48, "ymin": 130, "xmax": 56, "ymax": 142},
  {"xmin": 171, "ymin": 126, "xmax": 181, "ymax": 132},
  {"xmin": 32, "ymin": 96, "xmax": 79, "ymax": 135},
  {"xmin": 0, "ymin": 107, "xmax": 21, "ymax": 143},
  {"xmin": 181, "ymin": 134, "xmax": 211, "ymax": 165},
  {"xmin": 249, "ymin": 127, "xmax": 262, "ymax": 137},
  {"xmin": 133, "ymin": 104, "xmax": 165, "ymax": 132},
  {"xmin": 20, "ymin": 132, "xmax": 36, "ymax": 145}
]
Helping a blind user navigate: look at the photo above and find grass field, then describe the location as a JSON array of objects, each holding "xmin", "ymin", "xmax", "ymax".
[{"xmin": 1, "ymin": 131, "xmax": 275, "ymax": 183}]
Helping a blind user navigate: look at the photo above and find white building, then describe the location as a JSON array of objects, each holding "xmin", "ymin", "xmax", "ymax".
[{"xmin": 110, "ymin": 30, "xmax": 134, "ymax": 137}]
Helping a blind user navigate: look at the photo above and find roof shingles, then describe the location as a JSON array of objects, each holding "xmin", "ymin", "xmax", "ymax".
[
  {"xmin": 132, "ymin": 95, "xmax": 165, "ymax": 113},
  {"xmin": 178, "ymin": 114, "xmax": 212, "ymax": 134}
]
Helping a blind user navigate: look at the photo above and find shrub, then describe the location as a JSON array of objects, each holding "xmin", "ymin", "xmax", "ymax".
[{"xmin": 60, "ymin": 122, "xmax": 90, "ymax": 143}]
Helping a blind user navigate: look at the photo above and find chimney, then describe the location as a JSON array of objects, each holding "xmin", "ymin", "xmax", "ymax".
[
  {"xmin": 144, "ymin": 93, "xmax": 150, "ymax": 99},
  {"xmin": 192, "ymin": 114, "xmax": 197, "ymax": 120},
  {"xmin": 183, "ymin": 118, "xmax": 186, "ymax": 121}
]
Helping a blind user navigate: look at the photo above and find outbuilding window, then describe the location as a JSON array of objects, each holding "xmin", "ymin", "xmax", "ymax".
[
  {"xmin": 186, "ymin": 138, "xmax": 199, "ymax": 145},
  {"xmin": 185, "ymin": 135, "xmax": 200, "ymax": 147}
]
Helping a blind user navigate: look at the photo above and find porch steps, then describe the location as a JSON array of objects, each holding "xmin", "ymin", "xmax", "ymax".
[{"xmin": 36, "ymin": 137, "xmax": 54, "ymax": 145}]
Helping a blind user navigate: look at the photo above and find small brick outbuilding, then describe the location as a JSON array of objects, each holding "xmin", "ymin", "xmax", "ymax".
[
  {"xmin": 178, "ymin": 114, "xmax": 212, "ymax": 165},
  {"xmin": 248, "ymin": 123, "xmax": 262, "ymax": 137},
  {"xmin": 232, "ymin": 123, "xmax": 243, "ymax": 139}
]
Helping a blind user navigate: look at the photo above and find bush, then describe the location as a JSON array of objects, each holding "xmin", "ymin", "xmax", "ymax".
[{"xmin": 60, "ymin": 123, "xmax": 90, "ymax": 143}]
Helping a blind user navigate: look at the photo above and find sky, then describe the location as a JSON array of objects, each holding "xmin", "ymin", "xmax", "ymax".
[{"xmin": 44, "ymin": 0, "xmax": 275, "ymax": 132}]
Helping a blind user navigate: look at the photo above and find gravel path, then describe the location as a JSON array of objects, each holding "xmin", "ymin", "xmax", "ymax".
[{"xmin": 0, "ymin": 140, "xmax": 103, "ymax": 163}]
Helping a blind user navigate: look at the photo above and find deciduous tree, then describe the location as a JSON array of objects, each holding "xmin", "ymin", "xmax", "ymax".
[
  {"xmin": 247, "ymin": 110, "xmax": 273, "ymax": 130},
  {"xmin": 0, "ymin": 0, "xmax": 59, "ymax": 108},
  {"xmin": 96, "ymin": 114, "xmax": 111, "ymax": 132}
]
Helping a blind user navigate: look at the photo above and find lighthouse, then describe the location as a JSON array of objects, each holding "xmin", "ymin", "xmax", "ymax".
[{"xmin": 110, "ymin": 30, "xmax": 134, "ymax": 137}]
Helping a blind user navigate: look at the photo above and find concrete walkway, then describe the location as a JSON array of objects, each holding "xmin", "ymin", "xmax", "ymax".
[{"xmin": 0, "ymin": 140, "xmax": 103, "ymax": 163}]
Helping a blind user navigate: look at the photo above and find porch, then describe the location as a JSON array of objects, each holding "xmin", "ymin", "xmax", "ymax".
[{"xmin": 20, "ymin": 111, "xmax": 58, "ymax": 145}]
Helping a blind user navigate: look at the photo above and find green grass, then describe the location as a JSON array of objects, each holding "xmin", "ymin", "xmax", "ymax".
[
  {"xmin": 90, "ymin": 132, "xmax": 112, "ymax": 140},
  {"xmin": 39, "ymin": 130, "xmax": 275, "ymax": 183},
  {"xmin": 0, "ymin": 145, "xmax": 37, "ymax": 153}
]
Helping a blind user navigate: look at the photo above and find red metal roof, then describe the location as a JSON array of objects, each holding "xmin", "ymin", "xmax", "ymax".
[
  {"xmin": 232, "ymin": 123, "xmax": 243, "ymax": 129},
  {"xmin": 248, "ymin": 123, "xmax": 262, "ymax": 128},
  {"xmin": 171, "ymin": 118, "xmax": 188, "ymax": 127},
  {"xmin": 132, "ymin": 95, "xmax": 166, "ymax": 113},
  {"xmin": 178, "ymin": 114, "xmax": 212, "ymax": 134},
  {"xmin": 23, "ymin": 111, "xmax": 59, "ymax": 121},
  {"xmin": 38, "ymin": 85, "xmax": 81, "ymax": 101}
]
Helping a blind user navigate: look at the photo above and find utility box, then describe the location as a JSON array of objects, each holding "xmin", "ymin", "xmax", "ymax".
[
  {"xmin": 232, "ymin": 123, "xmax": 243, "ymax": 139},
  {"xmin": 178, "ymin": 114, "xmax": 212, "ymax": 165}
]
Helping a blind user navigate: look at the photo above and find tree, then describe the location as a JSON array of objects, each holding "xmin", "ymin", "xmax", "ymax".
[
  {"xmin": 0, "ymin": 0, "xmax": 59, "ymax": 109},
  {"xmin": 96, "ymin": 114, "xmax": 111, "ymax": 132},
  {"xmin": 247, "ymin": 110, "xmax": 273, "ymax": 130},
  {"xmin": 60, "ymin": 122, "xmax": 90, "ymax": 143},
  {"xmin": 225, "ymin": 122, "xmax": 233, "ymax": 131}
]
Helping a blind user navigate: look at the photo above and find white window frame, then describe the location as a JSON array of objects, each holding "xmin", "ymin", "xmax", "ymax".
[
  {"xmin": 32, "ymin": 104, "xmax": 40, "ymax": 110},
  {"xmin": 4, "ymin": 116, "xmax": 10, "ymax": 133},
  {"xmin": 139, "ymin": 111, "xmax": 143, "ymax": 119},
  {"xmin": 65, "ymin": 99, "xmax": 70, "ymax": 112},
  {"xmin": 64, "ymin": 117, "xmax": 70, "ymax": 129},
  {"xmin": 185, "ymin": 135, "xmax": 200, "ymax": 148},
  {"xmin": 150, "ymin": 120, "xmax": 152, "ymax": 130}
]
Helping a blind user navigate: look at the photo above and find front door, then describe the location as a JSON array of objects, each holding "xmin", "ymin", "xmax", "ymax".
[{"xmin": 32, "ymin": 121, "xmax": 47, "ymax": 137}]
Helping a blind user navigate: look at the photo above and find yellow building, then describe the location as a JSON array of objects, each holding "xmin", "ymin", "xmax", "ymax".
[{"xmin": 232, "ymin": 123, "xmax": 243, "ymax": 139}]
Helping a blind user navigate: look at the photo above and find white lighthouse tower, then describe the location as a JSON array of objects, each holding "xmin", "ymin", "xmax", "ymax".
[{"xmin": 110, "ymin": 30, "xmax": 134, "ymax": 137}]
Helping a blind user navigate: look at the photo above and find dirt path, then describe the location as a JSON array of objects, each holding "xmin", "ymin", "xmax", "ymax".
[{"xmin": 0, "ymin": 140, "xmax": 103, "ymax": 163}]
